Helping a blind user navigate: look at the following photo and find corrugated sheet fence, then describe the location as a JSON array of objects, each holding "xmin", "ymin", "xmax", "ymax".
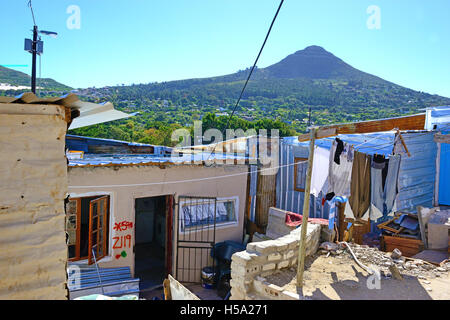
[{"xmin": 394, "ymin": 131, "xmax": 437, "ymax": 212}]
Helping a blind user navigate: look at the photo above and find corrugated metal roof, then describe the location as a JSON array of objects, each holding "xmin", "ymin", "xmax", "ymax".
[
  {"xmin": 283, "ymin": 131, "xmax": 396, "ymax": 156},
  {"xmin": 66, "ymin": 134, "xmax": 170, "ymax": 149},
  {"xmin": 0, "ymin": 92, "xmax": 135, "ymax": 129},
  {"xmin": 68, "ymin": 101, "xmax": 135, "ymax": 130},
  {"xmin": 68, "ymin": 152, "xmax": 251, "ymax": 167}
]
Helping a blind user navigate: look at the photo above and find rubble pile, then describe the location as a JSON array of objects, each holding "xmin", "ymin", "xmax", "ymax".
[{"xmin": 320, "ymin": 242, "xmax": 450, "ymax": 280}]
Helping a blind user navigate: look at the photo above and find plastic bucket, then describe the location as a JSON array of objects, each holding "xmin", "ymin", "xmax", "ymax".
[{"xmin": 201, "ymin": 266, "xmax": 216, "ymax": 289}]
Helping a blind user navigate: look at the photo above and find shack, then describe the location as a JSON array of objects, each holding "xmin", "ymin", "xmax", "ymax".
[
  {"xmin": 254, "ymin": 111, "xmax": 449, "ymax": 247},
  {"xmin": 66, "ymin": 137, "xmax": 250, "ymax": 290}
]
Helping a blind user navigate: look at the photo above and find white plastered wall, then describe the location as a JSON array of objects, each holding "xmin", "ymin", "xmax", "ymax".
[{"xmin": 67, "ymin": 164, "xmax": 248, "ymax": 277}]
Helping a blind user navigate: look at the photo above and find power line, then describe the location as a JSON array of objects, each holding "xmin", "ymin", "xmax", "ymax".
[{"xmin": 205, "ymin": 0, "xmax": 285, "ymax": 163}]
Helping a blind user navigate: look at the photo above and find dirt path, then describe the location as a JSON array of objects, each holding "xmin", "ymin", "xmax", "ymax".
[{"xmin": 265, "ymin": 253, "xmax": 450, "ymax": 300}]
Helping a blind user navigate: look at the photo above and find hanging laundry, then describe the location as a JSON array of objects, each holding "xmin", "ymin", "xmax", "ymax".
[
  {"xmin": 334, "ymin": 138, "xmax": 344, "ymax": 164},
  {"xmin": 372, "ymin": 154, "xmax": 386, "ymax": 169},
  {"xmin": 369, "ymin": 154, "xmax": 401, "ymax": 221},
  {"xmin": 347, "ymin": 145, "xmax": 354, "ymax": 162},
  {"xmin": 328, "ymin": 140, "xmax": 353, "ymax": 197},
  {"xmin": 326, "ymin": 196, "xmax": 347, "ymax": 230},
  {"xmin": 384, "ymin": 154, "xmax": 401, "ymax": 216},
  {"xmin": 310, "ymin": 146, "xmax": 330, "ymax": 197},
  {"xmin": 349, "ymin": 151, "xmax": 371, "ymax": 220}
]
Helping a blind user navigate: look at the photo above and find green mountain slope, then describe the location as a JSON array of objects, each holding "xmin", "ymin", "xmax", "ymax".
[
  {"xmin": 0, "ymin": 65, "xmax": 71, "ymax": 90},
  {"xmin": 71, "ymin": 45, "xmax": 450, "ymax": 143}
]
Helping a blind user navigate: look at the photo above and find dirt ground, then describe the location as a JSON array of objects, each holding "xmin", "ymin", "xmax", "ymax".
[{"xmin": 265, "ymin": 252, "xmax": 450, "ymax": 300}]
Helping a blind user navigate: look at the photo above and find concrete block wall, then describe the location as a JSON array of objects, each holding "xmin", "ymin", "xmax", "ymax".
[{"xmin": 230, "ymin": 222, "xmax": 322, "ymax": 300}]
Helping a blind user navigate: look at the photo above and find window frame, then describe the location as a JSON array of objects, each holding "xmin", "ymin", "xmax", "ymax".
[
  {"xmin": 293, "ymin": 157, "xmax": 308, "ymax": 192},
  {"xmin": 66, "ymin": 195, "xmax": 110, "ymax": 263},
  {"xmin": 67, "ymin": 198, "xmax": 82, "ymax": 262},
  {"xmin": 179, "ymin": 197, "xmax": 238, "ymax": 233},
  {"xmin": 88, "ymin": 196, "xmax": 109, "ymax": 265}
]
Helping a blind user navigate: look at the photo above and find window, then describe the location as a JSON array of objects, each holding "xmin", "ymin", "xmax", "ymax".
[
  {"xmin": 294, "ymin": 157, "xmax": 308, "ymax": 192},
  {"xmin": 65, "ymin": 195, "xmax": 110, "ymax": 264},
  {"xmin": 180, "ymin": 198, "xmax": 237, "ymax": 232}
]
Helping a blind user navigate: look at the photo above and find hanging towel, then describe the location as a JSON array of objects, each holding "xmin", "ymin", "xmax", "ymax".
[
  {"xmin": 311, "ymin": 146, "xmax": 330, "ymax": 197},
  {"xmin": 328, "ymin": 140, "xmax": 353, "ymax": 197},
  {"xmin": 369, "ymin": 154, "xmax": 401, "ymax": 220},
  {"xmin": 348, "ymin": 151, "xmax": 372, "ymax": 219}
]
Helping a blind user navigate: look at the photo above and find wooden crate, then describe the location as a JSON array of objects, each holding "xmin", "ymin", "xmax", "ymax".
[{"xmin": 381, "ymin": 235, "xmax": 424, "ymax": 257}]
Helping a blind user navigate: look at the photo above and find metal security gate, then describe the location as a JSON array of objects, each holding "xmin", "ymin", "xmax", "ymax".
[{"xmin": 176, "ymin": 196, "xmax": 217, "ymax": 283}]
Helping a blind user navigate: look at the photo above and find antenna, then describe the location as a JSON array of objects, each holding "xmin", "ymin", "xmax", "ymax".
[{"xmin": 24, "ymin": 0, "xmax": 58, "ymax": 94}]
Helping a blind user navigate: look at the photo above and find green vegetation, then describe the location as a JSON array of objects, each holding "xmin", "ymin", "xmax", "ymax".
[
  {"xmin": 2, "ymin": 46, "xmax": 450, "ymax": 146},
  {"xmin": 0, "ymin": 65, "xmax": 71, "ymax": 91}
]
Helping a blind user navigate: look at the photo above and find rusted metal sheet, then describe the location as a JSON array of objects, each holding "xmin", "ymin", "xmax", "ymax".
[
  {"xmin": 298, "ymin": 113, "xmax": 426, "ymax": 142},
  {"xmin": 0, "ymin": 105, "xmax": 69, "ymax": 299}
]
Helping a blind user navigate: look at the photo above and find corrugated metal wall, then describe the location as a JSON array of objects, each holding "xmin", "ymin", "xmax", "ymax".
[
  {"xmin": 276, "ymin": 131, "xmax": 436, "ymax": 221},
  {"xmin": 0, "ymin": 105, "xmax": 68, "ymax": 299},
  {"xmin": 438, "ymin": 132, "xmax": 450, "ymax": 205},
  {"xmin": 276, "ymin": 140, "xmax": 328, "ymax": 219},
  {"xmin": 394, "ymin": 131, "xmax": 437, "ymax": 212}
]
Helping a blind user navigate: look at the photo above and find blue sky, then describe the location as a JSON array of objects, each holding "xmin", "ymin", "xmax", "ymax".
[{"xmin": 1, "ymin": 0, "xmax": 449, "ymax": 97}]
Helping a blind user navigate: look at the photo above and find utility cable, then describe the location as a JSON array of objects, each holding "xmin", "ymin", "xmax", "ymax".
[{"xmin": 204, "ymin": 0, "xmax": 285, "ymax": 164}]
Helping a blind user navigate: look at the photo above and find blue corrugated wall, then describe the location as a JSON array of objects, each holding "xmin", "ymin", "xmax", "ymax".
[
  {"xmin": 394, "ymin": 132, "xmax": 437, "ymax": 213},
  {"xmin": 438, "ymin": 132, "xmax": 450, "ymax": 205},
  {"xmin": 275, "ymin": 132, "xmax": 437, "ymax": 220}
]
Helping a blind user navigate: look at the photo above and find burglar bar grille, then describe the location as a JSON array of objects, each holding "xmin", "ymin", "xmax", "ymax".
[{"xmin": 176, "ymin": 196, "xmax": 216, "ymax": 283}]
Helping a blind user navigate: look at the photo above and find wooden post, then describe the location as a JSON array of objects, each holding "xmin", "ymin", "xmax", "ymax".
[{"xmin": 296, "ymin": 127, "xmax": 317, "ymax": 288}]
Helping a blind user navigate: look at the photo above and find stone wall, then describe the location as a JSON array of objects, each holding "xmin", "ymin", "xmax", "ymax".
[{"xmin": 230, "ymin": 222, "xmax": 322, "ymax": 300}]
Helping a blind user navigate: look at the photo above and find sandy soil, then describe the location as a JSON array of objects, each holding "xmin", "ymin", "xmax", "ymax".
[{"xmin": 265, "ymin": 253, "xmax": 450, "ymax": 300}]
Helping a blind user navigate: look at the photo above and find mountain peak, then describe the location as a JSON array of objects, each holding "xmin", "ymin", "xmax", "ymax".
[
  {"xmin": 298, "ymin": 45, "xmax": 328, "ymax": 54},
  {"xmin": 263, "ymin": 45, "xmax": 364, "ymax": 80}
]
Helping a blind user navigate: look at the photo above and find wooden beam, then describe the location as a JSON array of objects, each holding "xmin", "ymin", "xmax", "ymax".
[
  {"xmin": 298, "ymin": 113, "xmax": 426, "ymax": 142},
  {"xmin": 296, "ymin": 127, "xmax": 317, "ymax": 288},
  {"xmin": 396, "ymin": 130, "xmax": 411, "ymax": 157}
]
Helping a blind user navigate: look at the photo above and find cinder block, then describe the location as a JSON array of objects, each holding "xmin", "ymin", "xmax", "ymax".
[
  {"xmin": 283, "ymin": 250, "xmax": 295, "ymax": 260},
  {"xmin": 231, "ymin": 251, "xmax": 252, "ymax": 264},
  {"xmin": 277, "ymin": 260, "xmax": 289, "ymax": 269},
  {"xmin": 267, "ymin": 252, "xmax": 282, "ymax": 261},
  {"xmin": 251, "ymin": 240, "xmax": 279, "ymax": 254},
  {"xmin": 279, "ymin": 235, "xmax": 299, "ymax": 249},
  {"xmin": 262, "ymin": 263, "xmax": 276, "ymax": 271},
  {"xmin": 290, "ymin": 257, "xmax": 298, "ymax": 266},
  {"xmin": 273, "ymin": 240, "xmax": 289, "ymax": 251},
  {"xmin": 263, "ymin": 283, "xmax": 283, "ymax": 299},
  {"xmin": 231, "ymin": 264, "xmax": 261, "ymax": 277},
  {"xmin": 230, "ymin": 279, "xmax": 251, "ymax": 292},
  {"xmin": 230, "ymin": 287, "xmax": 245, "ymax": 300},
  {"xmin": 281, "ymin": 290, "xmax": 300, "ymax": 300}
]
